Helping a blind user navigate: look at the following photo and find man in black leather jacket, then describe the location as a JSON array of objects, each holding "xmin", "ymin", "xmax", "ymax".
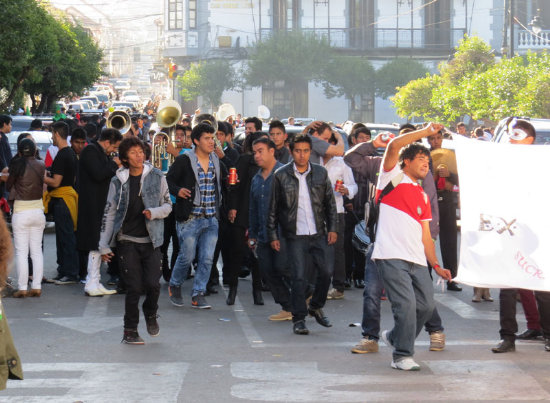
[{"xmin": 267, "ymin": 134, "xmax": 337, "ymax": 335}]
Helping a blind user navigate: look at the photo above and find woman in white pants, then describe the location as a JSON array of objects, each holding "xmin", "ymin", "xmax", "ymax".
[{"xmin": 7, "ymin": 138, "xmax": 46, "ymax": 297}]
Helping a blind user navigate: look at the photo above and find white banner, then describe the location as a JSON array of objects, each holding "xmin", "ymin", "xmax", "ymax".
[{"xmin": 454, "ymin": 137, "xmax": 550, "ymax": 291}]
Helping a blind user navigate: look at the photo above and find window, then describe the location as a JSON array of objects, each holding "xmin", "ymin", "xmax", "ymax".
[
  {"xmin": 424, "ymin": 0, "xmax": 451, "ymax": 49},
  {"xmin": 348, "ymin": 0, "xmax": 374, "ymax": 49},
  {"xmin": 189, "ymin": 0, "xmax": 197, "ymax": 30},
  {"xmin": 273, "ymin": 0, "xmax": 300, "ymax": 31},
  {"xmin": 168, "ymin": 0, "xmax": 183, "ymax": 30}
]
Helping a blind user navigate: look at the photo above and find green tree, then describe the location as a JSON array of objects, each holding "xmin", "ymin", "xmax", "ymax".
[
  {"xmin": 321, "ymin": 57, "xmax": 375, "ymax": 120},
  {"xmin": 178, "ymin": 60, "xmax": 236, "ymax": 109},
  {"xmin": 391, "ymin": 74, "xmax": 442, "ymax": 121},
  {"xmin": 375, "ymin": 58, "xmax": 428, "ymax": 99}
]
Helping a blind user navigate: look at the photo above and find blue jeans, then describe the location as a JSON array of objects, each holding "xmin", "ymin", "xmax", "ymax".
[
  {"xmin": 377, "ymin": 259, "xmax": 435, "ymax": 360},
  {"xmin": 361, "ymin": 245, "xmax": 383, "ymax": 340},
  {"xmin": 287, "ymin": 235, "xmax": 331, "ymax": 322},
  {"xmin": 170, "ymin": 216, "xmax": 218, "ymax": 297}
]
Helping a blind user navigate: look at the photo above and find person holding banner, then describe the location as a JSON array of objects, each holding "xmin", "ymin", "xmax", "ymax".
[
  {"xmin": 373, "ymin": 123, "xmax": 452, "ymax": 371},
  {"xmin": 492, "ymin": 119, "xmax": 550, "ymax": 354}
]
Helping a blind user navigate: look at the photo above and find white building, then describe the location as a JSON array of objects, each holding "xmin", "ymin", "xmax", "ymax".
[{"xmin": 163, "ymin": 0, "xmax": 550, "ymax": 123}]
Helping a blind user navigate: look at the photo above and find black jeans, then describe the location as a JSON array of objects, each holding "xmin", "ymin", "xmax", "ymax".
[
  {"xmin": 256, "ymin": 240, "xmax": 291, "ymax": 311},
  {"xmin": 117, "ymin": 241, "xmax": 162, "ymax": 330},
  {"xmin": 344, "ymin": 210, "xmax": 365, "ymax": 282},
  {"xmin": 499, "ymin": 288, "xmax": 550, "ymax": 340},
  {"xmin": 288, "ymin": 235, "xmax": 331, "ymax": 322},
  {"xmin": 52, "ymin": 198, "xmax": 79, "ymax": 279},
  {"xmin": 226, "ymin": 224, "xmax": 262, "ymax": 290},
  {"xmin": 438, "ymin": 191, "xmax": 458, "ymax": 278},
  {"xmin": 331, "ymin": 213, "xmax": 347, "ymax": 291},
  {"xmin": 161, "ymin": 211, "xmax": 179, "ymax": 271}
]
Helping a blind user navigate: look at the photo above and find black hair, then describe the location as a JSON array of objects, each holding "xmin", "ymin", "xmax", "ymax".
[
  {"xmin": 175, "ymin": 124, "xmax": 186, "ymax": 132},
  {"xmin": 181, "ymin": 117, "xmax": 191, "ymax": 126},
  {"xmin": 16, "ymin": 133, "xmax": 32, "ymax": 146},
  {"xmin": 314, "ymin": 122, "xmax": 332, "ymax": 136},
  {"xmin": 84, "ymin": 123, "xmax": 99, "ymax": 141},
  {"xmin": 352, "ymin": 126, "xmax": 371, "ymax": 139},
  {"xmin": 290, "ymin": 133, "xmax": 312, "ymax": 151},
  {"xmin": 71, "ymin": 128, "xmax": 87, "ymax": 142},
  {"xmin": 191, "ymin": 123, "xmax": 215, "ymax": 145},
  {"xmin": 399, "ymin": 123, "xmax": 417, "ymax": 134},
  {"xmin": 99, "ymin": 127, "xmax": 123, "ymax": 143},
  {"xmin": 269, "ymin": 120, "xmax": 286, "ymax": 134},
  {"xmin": 0, "ymin": 115, "xmax": 12, "ymax": 128},
  {"xmin": 217, "ymin": 121, "xmax": 229, "ymax": 135},
  {"xmin": 243, "ymin": 131, "xmax": 268, "ymax": 154},
  {"xmin": 399, "ymin": 143, "xmax": 430, "ymax": 169},
  {"xmin": 8, "ymin": 139, "xmax": 37, "ymax": 183},
  {"xmin": 29, "ymin": 119, "xmax": 42, "ymax": 130},
  {"xmin": 52, "ymin": 121, "xmax": 69, "ymax": 139},
  {"xmin": 513, "ymin": 119, "xmax": 536, "ymax": 139},
  {"xmin": 350, "ymin": 122, "xmax": 366, "ymax": 134},
  {"xmin": 118, "ymin": 137, "xmax": 146, "ymax": 168},
  {"xmin": 252, "ymin": 136, "xmax": 276, "ymax": 150},
  {"xmin": 245, "ymin": 116, "xmax": 262, "ymax": 131}
]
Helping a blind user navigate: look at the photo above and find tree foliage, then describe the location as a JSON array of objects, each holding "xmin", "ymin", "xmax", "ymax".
[
  {"xmin": 392, "ymin": 35, "xmax": 550, "ymax": 124},
  {"xmin": 178, "ymin": 60, "xmax": 236, "ymax": 108},
  {"xmin": 0, "ymin": 1, "xmax": 103, "ymax": 112},
  {"xmin": 375, "ymin": 58, "xmax": 428, "ymax": 99},
  {"xmin": 245, "ymin": 31, "xmax": 331, "ymax": 87}
]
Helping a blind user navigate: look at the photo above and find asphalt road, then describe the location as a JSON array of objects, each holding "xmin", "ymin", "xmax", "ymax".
[{"xmin": 2, "ymin": 233, "xmax": 549, "ymax": 402}]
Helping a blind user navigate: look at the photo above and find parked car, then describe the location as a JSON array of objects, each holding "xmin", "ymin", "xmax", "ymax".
[
  {"xmin": 121, "ymin": 90, "xmax": 141, "ymax": 104},
  {"xmin": 493, "ymin": 117, "xmax": 550, "ymax": 145},
  {"xmin": 80, "ymin": 96, "xmax": 99, "ymax": 108},
  {"xmin": 8, "ymin": 130, "xmax": 52, "ymax": 160},
  {"xmin": 114, "ymin": 80, "xmax": 131, "ymax": 91}
]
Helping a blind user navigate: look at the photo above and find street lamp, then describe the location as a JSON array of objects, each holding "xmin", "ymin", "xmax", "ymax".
[{"xmin": 529, "ymin": 9, "xmax": 543, "ymax": 35}]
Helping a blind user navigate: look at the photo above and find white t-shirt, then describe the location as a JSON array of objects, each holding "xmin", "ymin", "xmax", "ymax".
[{"xmin": 372, "ymin": 163, "xmax": 432, "ymax": 266}]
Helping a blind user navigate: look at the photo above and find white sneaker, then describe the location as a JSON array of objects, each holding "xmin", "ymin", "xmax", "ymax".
[
  {"xmin": 98, "ymin": 284, "xmax": 117, "ymax": 295},
  {"xmin": 391, "ymin": 357, "xmax": 420, "ymax": 371},
  {"xmin": 380, "ymin": 330, "xmax": 394, "ymax": 348},
  {"xmin": 85, "ymin": 288, "xmax": 104, "ymax": 297}
]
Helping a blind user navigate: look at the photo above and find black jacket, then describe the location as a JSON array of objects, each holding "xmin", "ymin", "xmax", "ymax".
[
  {"xmin": 267, "ymin": 162, "xmax": 337, "ymax": 241},
  {"xmin": 227, "ymin": 153, "xmax": 259, "ymax": 228},
  {"xmin": 76, "ymin": 140, "xmax": 118, "ymax": 251}
]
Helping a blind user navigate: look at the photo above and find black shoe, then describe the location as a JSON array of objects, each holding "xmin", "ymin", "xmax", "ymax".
[
  {"xmin": 169, "ymin": 285, "xmax": 184, "ymax": 307},
  {"xmin": 107, "ymin": 275, "xmax": 119, "ymax": 286},
  {"xmin": 293, "ymin": 320, "xmax": 309, "ymax": 335},
  {"xmin": 308, "ymin": 307, "xmax": 332, "ymax": 327},
  {"xmin": 191, "ymin": 292, "xmax": 211, "ymax": 309},
  {"xmin": 354, "ymin": 279, "xmax": 365, "ymax": 289},
  {"xmin": 516, "ymin": 328, "xmax": 542, "ymax": 340},
  {"xmin": 491, "ymin": 339, "xmax": 515, "ymax": 353},
  {"xmin": 447, "ymin": 282, "xmax": 462, "ymax": 292},
  {"xmin": 122, "ymin": 329, "xmax": 145, "ymax": 345},
  {"xmin": 261, "ymin": 281, "xmax": 271, "ymax": 292},
  {"xmin": 344, "ymin": 278, "xmax": 352, "ymax": 289},
  {"xmin": 54, "ymin": 276, "xmax": 78, "ymax": 285},
  {"xmin": 44, "ymin": 275, "xmax": 63, "ymax": 284},
  {"xmin": 226, "ymin": 284, "xmax": 237, "ymax": 305},
  {"xmin": 144, "ymin": 314, "xmax": 160, "ymax": 337},
  {"xmin": 116, "ymin": 285, "xmax": 127, "ymax": 294},
  {"xmin": 253, "ymin": 289, "xmax": 264, "ymax": 305},
  {"xmin": 238, "ymin": 267, "xmax": 250, "ymax": 278},
  {"xmin": 545, "ymin": 338, "xmax": 550, "ymax": 352}
]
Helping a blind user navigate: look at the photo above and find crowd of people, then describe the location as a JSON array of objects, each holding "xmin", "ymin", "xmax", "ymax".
[{"xmin": 0, "ymin": 108, "xmax": 548, "ymax": 370}]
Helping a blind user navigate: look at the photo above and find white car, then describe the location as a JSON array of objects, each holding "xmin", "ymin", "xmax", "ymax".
[
  {"xmin": 114, "ymin": 80, "xmax": 131, "ymax": 91},
  {"xmin": 121, "ymin": 90, "xmax": 140, "ymax": 104}
]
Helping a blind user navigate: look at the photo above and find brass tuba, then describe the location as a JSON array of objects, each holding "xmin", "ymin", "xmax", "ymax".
[
  {"xmin": 106, "ymin": 110, "xmax": 131, "ymax": 134},
  {"xmin": 152, "ymin": 100, "xmax": 182, "ymax": 172}
]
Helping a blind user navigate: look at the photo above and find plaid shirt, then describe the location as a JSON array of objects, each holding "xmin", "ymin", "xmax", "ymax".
[{"xmin": 192, "ymin": 158, "xmax": 216, "ymax": 217}]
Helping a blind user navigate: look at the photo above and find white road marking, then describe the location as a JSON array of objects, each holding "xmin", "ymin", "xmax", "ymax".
[
  {"xmin": 222, "ymin": 287, "xmax": 265, "ymax": 348},
  {"xmin": 3, "ymin": 362, "xmax": 188, "ymax": 402},
  {"xmin": 230, "ymin": 361, "xmax": 550, "ymax": 401},
  {"xmin": 40, "ymin": 295, "xmax": 120, "ymax": 334},
  {"xmin": 434, "ymin": 293, "xmax": 526, "ymax": 322}
]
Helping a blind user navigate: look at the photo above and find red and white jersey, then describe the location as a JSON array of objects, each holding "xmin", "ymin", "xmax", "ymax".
[{"xmin": 372, "ymin": 164, "xmax": 431, "ymax": 266}]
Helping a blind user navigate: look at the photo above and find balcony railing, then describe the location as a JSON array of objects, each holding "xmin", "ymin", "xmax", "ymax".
[
  {"xmin": 518, "ymin": 30, "xmax": 550, "ymax": 49},
  {"xmin": 259, "ymin": 27, "xmax": 466, "ymax": 50}
]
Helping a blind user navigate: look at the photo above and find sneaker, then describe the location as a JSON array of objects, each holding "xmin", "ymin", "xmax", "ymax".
[
  {"xmin": 122, "ymin": 329, "xmax": 145, "ymax": 345},
  {"xmin": 98, "ymin": 284, "xmax": 117, "ymax": 295},
  {"xmin": 391, "ymin": 357, "xmax": 420, "ymax": 371},
  {"xmin": 326, "ymin": 288, "xmax": 344, "ymax": 300},
  {"xmin": 144, "ymin": 314, "xmax": 160, "ymax": 337},
  {"xmin": 168, "ymin": 285, "xmax": 184, "ymax": 307},
  {"xmin": 45, "ymin": 275, "xmax": 63, "ymax": 284},
  {"xmin": 380, "ymin": 330, "xmax": 394, "ymax": 349},
  {"xmin": 54, "ymin": 276, "xmax": 78, "ymax": 285},
  {"xmin": 429, "ymin": 330, "xmax": 446, "ymax": 351},
  {"xmin": 351, "ymin": 338, "xmax": 379, "ymax": 354},
  {"xmin": 191, "ymin": 293, "xmax": 211, "ymax": 309},
  {"xmin": 268, "ymin": 310, "xmax": 293, "ymax": 321}
]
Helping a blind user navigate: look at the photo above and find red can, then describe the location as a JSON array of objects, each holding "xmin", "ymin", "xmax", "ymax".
[
  {"xmin": 335, "ymin": 179, "xmax": 344, "ymax": 192},
  {"xmin": 228, "ymin": 168, "xmax": 237, "ymax": 185},
  {"xmin": 381, "ymin": 132, "xmax": 395, "ymax": 142}
]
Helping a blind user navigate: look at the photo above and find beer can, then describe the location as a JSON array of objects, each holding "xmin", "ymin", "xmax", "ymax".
[
  {"xmin": 381, "ymin": 132, "xmax": 395, "ymax": 142},
  {"xmin": 229, "ymin": 168, "xmax": 237, "ymax": 185},
  {"xmin": 335, "ymin": 179, "xmax": 344, "ymax": 192}
]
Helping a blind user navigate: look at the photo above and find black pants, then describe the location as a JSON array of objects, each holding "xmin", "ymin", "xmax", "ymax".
[
  {"xmin": 499, "ymin": 288, "xmax": 550, "ymax": 340},
  {"xmin": 225, "ymin": 224, "xmax": 262, "ymax": 290},
  {"xmin": 288, "ymin": 235, "xmax": 331, "ymax": 322},
  {"xmin": 161, "ymin": 211, "xmax": 179, "ymax": 272},
  {"xmin": 344, "ymin": 210, "xmax": 365, "ymax": 282},
  {"xmin": 209, "ymin": 216, "xmax": 231, "ymax": 285},
  {"xmin": 438, "ymin": 191, "xmax": 458, "ymax": 278},
  {"xmin": 52, "ymin": 198, "xmax": 79, "ymax": 279},
  {"xmin": 331, "ymin": 213, "xmax": 347, "ymax": 291},
  {"xmin": 256, "ymin": 240, "xmax": 291, "ymax": 311},
  {"xmin": 117, "ymin": 241, "xmax": 162, "ymax": 330}
]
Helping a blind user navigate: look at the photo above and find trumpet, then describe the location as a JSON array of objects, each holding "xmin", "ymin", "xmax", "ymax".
[
  {"xmin": 106, "ymin": 110, "xmax": 131, "ymax": 134},
  {"xmin": 152, "ymin": 100, "xmax": 182, "ymax": 172}
]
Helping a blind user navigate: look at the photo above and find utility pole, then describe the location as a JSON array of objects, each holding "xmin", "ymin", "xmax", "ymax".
[{"xmin": 510, "ymin": 0, "xmax": 515, "ymax": 57}]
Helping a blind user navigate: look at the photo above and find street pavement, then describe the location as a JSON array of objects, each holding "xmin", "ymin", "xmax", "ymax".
[{"xmin": 2, "ymin": 232, "xmax": 550, "ymax": 402}]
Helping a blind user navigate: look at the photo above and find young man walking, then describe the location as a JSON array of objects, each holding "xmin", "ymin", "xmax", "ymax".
[
  {"xmin": 99, "ymin": 137, "xmax": 171, "ymax": 344},
  {"xmin": 267, "ymin": 134, "xmax": 337, "ymax": 335},
  {"xmin": 373, "ymin": 123, "xmax": 452, "ymax": 370},
  {"xmin": 166, "ymin": 123, "xmax": 226, "ymax": 309}
]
